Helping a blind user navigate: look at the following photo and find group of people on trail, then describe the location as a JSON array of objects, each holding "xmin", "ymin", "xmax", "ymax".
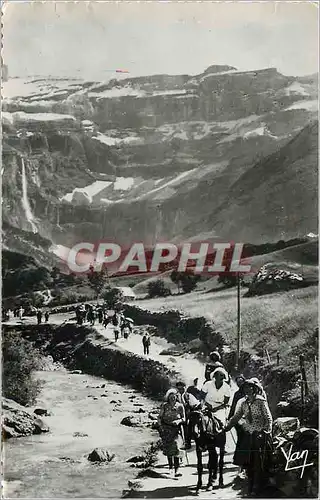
[
  {"xmin": 2, "ymin": 307, "xmax": 50, "ymax": 324},
  {"xmin": 3, "ymin": 307, "xmax": 24, "ymax": 321},
  {"xmin": 157, "ymin": 349, "xmax": 273, "ymax": 495},
  {"xmin": 36, "ymin": 309, "xmax": 50, "ymax": 324},
  {"xmin": 75, "ymin": 303, "xmax": 134, "ymax": 342}
]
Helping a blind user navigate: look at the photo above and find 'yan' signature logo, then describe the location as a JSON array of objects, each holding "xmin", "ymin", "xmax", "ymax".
[{"xmin": 280, "ymin": 445, "xmax": 314, "ymax": 479}]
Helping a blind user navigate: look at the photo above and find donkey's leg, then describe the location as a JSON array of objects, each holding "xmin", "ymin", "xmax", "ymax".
[
  {"xmin": 196, "ymin": 447, "xmax": 203, "ymax": 492},
  {"xmin": 218, "ymin": 445, "xmax": 225, "ymax": 487},
  {"xmin": 207, "ymin": 446, "xmax": 218, "ymax": 489}
]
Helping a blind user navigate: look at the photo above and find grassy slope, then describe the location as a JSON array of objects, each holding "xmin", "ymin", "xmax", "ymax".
[{"xmin": 137, "ymin": 285, "xmax": 318, "ymax": 377}]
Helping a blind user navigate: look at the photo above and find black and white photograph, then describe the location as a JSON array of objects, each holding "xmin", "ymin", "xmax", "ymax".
[{"xmin": 1, "ymin": 1, "xmax": 319, "ymax": 498}]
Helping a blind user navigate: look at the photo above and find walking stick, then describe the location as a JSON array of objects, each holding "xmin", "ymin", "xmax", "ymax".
[
  {"xmin": 179, "ymin": 424, "xmax": 190, "ymax": 466},
  {"xmin": 230, "ymin": 428, "xmax": 237, "ymax": 446}
]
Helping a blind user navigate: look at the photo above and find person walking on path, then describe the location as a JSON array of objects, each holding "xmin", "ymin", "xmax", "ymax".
[
  {"xmin": 204, "ymin": 351, "xmax": 231, "ymax": 385},
  {"xmin": 201, "ymin": 368, "xmax": 231, "ymax": 425},
  {"xmin": 228, "ymin": 374, "xmax": 246, "ymax": 479},
  {"xmin": 87, "ymin": 306, "xmax": 96, "ymax": 326},
  {"xmin": 142, "ymin": 333, "xmax": 151, "ymax": 355},
  {"xmin": 18, "ymin": 307, "xmax": 24, "ymax": 320},
  {"xmin": 187, "ymin": 378, "xmax": 202, "ymax": 401},
  {"xmin": 98, "ymin": 307, "xmax": 103, "ymax": 324},
  {"xmin": 225, "ymin": 378, "xmax": 273, "ymax": 496},
  {"xmin": 44, "ymin": 311, "xmax": 50, "ymax": 323},
  {"xmin": 112, "ymin": 312, "xmax": 122, "ymax": 342},
  {"xmin": 158, "ymin": 389, "xmax": 186, "ymax": 478},
  {"xmin": 36, "ymin": 309, "xmax": 43, "ymax": 325},
  {"xmin": 177, "ymin": 380, "xmax": 201, "ymax": 450}
]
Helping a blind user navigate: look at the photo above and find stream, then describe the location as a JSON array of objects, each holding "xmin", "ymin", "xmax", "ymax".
[{"xmin": 3, "ymin": 367, "xmax": 158, "ymax": 498}]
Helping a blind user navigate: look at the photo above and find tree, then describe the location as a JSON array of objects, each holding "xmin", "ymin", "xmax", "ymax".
[
  {"xmin": 170, "ymin": 270, "xmax": 200, "ymax": 294},
  {"xmin": 87, "ymin": 265, "xmax": 107, "ymax": 298},
  {"xmin": 147, "ymin": 280, "xmax": 171, "ymax": 298},
  {"xmin": 170, "ymin": 270, "xmax": 182, "ymax": 293},
  {"xmin": 2, "ymin": 331, "xmax": 42, "ymax": 405},
  {"xmin": 102, "ymin": 287, "xmax": 124, "ymax": 310},
  {"xmin": 180, "ymin": 271, "xmax": 200, "ymax": 293},
  {"xmin": 217, "ymin": 273, "xmax": 245, "ymax": 288}
]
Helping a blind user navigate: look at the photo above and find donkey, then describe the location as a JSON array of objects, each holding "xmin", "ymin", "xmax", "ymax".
[{"xmin": 189, "ymin": 406, "xmax": 226, "ymax": 493}]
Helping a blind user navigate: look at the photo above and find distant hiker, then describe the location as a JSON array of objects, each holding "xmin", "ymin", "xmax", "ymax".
[
  {"xmin": 37, "ymin": 310, "xmax": 43, "ymax": 325},
  {"xmin": 142, "ymin": 333, "xmax": 151, "ymax": 355},
  {"xmin": 121, "ymin": 317, "xmax": 133, "ymax": 339},
  {"xmin": 112, "ymin": 312, "xmax": 121, "ymax": 342},
  {"xmin": 103, "ymin": 313, "xmax": 110, "ymax": 328},
  {"xmin": 76, "ymin": 305, "xmax": 85, "ymax": 325},
  {"xmin": 87, "ymin": 307, "xmax": 96, "ymax": 326},
  {"xmin": 44, "ymin": 311, "xmax": 50, "ymax": 323},
  {"xmin": 18, "ymin": 307, "xmax": 24, "ymax": 320},
  {"xmin": 98, "ymin": 308, "xmax": 103, "ymax": 324},
  {"xmin": 158, "ymin": 389, "xmax": 185, "ymax": 478},
  {"xmin": 205, "ymin": 351, "xmax": 231, "ymax": 385}
]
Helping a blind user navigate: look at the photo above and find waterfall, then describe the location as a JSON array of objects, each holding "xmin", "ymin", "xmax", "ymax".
[{"xmin": 21, "ymin": 157, "xmax": 38, "ymax": 233}]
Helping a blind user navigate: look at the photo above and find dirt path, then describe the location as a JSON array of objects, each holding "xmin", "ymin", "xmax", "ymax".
[{"xmin": 6, "ymin": 313, "xmax": 242, "ymax": 498}]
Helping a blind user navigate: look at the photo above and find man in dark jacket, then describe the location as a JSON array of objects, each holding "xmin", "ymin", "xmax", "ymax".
[{"xmin": 142, "ymin": 334, "xmax": 150, "ymax": 354}]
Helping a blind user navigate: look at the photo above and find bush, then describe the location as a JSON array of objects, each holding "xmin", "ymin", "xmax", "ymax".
[
  {"xmin": 170, "ymin": 270, "xmax": 200, "ymax": 293},
  {"xmin": 147, "ymin": 280, "xmax": 171, "ymax": 298},
  {"xmin": 101, "ymin": 287, "xmax": 124, "ymax": 310},
  {"xmin": 2, "ymin": 332, "xmax": 42, "ymax": 406}
]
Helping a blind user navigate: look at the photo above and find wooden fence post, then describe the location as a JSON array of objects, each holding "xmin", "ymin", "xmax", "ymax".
[
  {"xmin": 299, "ymin": 354, "xmax": 309, "ymax": 396},
  {"xmin": 265, "ymin": 348, "xmax": 271, "ymax": 364},
  {"xmin": 300, "ymin": 376, "xmax": 305, "ymax": 425}
]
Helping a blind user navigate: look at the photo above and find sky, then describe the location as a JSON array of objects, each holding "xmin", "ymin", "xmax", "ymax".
[{"xmin": 2, "ymin": 1, "xmax": 319, "ymax": 80}]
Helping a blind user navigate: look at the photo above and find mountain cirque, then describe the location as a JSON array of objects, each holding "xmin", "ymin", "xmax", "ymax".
[{"xmin": 2, "ymin": 65, "xmax": 318, "ymax": 261}]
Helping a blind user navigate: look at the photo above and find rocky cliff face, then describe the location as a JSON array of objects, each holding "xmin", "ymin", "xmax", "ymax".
[{"xmin": 2, "ymin": 66, "xmax": 318, "ymax": 262}]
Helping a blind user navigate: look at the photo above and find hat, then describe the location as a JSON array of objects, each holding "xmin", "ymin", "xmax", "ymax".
[
  {"xmin": 176, "ymin": 381, "xmax": 186, "ymax": 389},
  {"xmin": 244, "ymin": 378, "xmax": 262, "ymax": 392},
  {"xmin": 209, "ymin": 350, "xmax": 221, "ymax": 362},
  {"xmin": 164, "ymin": 388, "xmax": 178, "ymax": 401},
  {"xmin": 210, "ymin": 367, "xmax": 228, "ymax": 380}
]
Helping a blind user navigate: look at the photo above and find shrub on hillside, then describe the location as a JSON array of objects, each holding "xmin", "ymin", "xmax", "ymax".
[
  {"xmin": 2, "ymin": 332, "xmax": 42, "ymax": 406},
  {"xmin": 101, "ymin": 287, "xmax": 124, "ymax": 310},
  {"xmin": 147, "ymin": 280, "xmax": 171, "ymax": 298},
  {"xmin": 170, "ymin": 270, "xmax": 200, "ymax": 293}
]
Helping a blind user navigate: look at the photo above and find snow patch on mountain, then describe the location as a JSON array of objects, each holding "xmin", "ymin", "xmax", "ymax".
[
  {"xmin": 285, "ymin": 100, "xmax": 318, "ymax": 112},
  {"xmin": 92, "ymin": 132, "xmax": 143, "ymax": 146},
  {"xmin": 61, "ymin": 181, "xmax": 113, "ymax": 203},
  {"xmin": 8, "ymin": 111, "xmax": 76, "ymax": 123},
  {"xmin": 113, "ymin": 177, "xmax": 135, "ymax": 191},
  {"xmin": 284, "ymin": 82, "xmax": 309, "ymax": 96},
  {"xmin": 89, "ymin": 86, "xmax": 145, "ymax": 99},
  {"xmin": 2, "ymin": 77, "xmax": 85, "ymax": 100},
  {"xmin": 243, "ymin": 126, "xmax": 277, "ymax": 139}
]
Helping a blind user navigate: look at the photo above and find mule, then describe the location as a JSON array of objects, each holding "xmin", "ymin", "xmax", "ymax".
[{"xmin": 189, "ymin": 406, "xmax": 226, "ymax": 493}]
